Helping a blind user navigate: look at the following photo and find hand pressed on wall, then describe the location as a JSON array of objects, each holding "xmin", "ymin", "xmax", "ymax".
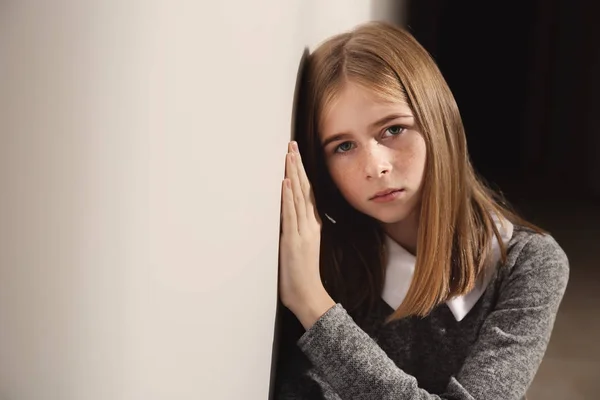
[{"xmin": 279, "ymin": 141, "xmax": 336, "ymax": 330}]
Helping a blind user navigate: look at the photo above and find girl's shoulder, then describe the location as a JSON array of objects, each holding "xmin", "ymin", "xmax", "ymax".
[
  {"xmin": 501, "ymin": 225, "xmax": 569, "ymax": 292},
  {"xmin": 507, "ymin": 225, "xmax": 568, "ymax": 264}
]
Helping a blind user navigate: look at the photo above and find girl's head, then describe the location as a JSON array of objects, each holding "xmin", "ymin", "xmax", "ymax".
[
  {"xmin": 303, "ymin": 21, "xmax": 469, "ymax": 229},
  {"xmin": 296, "ymin": 21, "xmax": 537, "ymax": 320}
]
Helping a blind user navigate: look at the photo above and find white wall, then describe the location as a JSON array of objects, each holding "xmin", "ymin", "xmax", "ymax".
[{"xmin": 0, "ymin": 1, "xmax": 402, "ymax": 399}]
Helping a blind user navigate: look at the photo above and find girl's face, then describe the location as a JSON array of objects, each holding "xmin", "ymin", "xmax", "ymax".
[{"xmin": 320, "ymin": 82, "xmax": 426, "ymax": 226}]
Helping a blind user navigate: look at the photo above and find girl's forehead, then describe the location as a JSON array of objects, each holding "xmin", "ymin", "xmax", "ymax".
[
  {"xmin": 326, "ymin": 82, "xmax": 410, "ymax": 111},
  {"xmin": 322, "ymin": 81, "xmax": 408, "ymax": 116}
]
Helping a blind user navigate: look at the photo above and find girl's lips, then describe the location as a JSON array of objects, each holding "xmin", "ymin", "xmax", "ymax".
[{"xmin": 370, "ymin": 188, "xmax": 405, "ymax": 203}]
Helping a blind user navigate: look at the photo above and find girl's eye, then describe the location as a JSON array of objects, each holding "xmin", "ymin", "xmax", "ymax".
[
  {"xmin": 383, "ymin": 125, "xmax": 405, "ymax": 137},
  {"xmin": 335, "ymin": 141, "xmax": 355, "ymax": 153}
]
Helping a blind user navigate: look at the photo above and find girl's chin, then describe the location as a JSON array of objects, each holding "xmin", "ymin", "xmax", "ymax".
[{"xmin": 369, "ymin": 211, "xmax": 413, "ymax": 225}]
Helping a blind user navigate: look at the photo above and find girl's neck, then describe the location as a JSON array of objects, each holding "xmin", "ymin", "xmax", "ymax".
[{"xmin": 381, "ymin": 209, "xmax": 420, "ymax": 256}]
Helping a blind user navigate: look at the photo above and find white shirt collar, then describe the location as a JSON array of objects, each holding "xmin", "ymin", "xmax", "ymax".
[{"xmin": 381, "ymin": 216, "xmax": 514, "ymax": 321}]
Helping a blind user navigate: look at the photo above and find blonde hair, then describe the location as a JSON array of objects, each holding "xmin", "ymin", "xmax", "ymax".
[{"xmin": 295, "ymin": 21, "xmax": 542, "ymax": 321}]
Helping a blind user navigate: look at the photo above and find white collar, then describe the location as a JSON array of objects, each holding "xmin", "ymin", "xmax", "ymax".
[{"xmin": 381, "ymin": 216, "xmax": 514, "ymax": 321}]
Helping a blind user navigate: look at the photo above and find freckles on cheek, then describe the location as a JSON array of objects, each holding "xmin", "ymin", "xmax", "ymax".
[
  {"xmin": 327, "ymin": 158, "xmax": 359, "ymax": 196},
  {"xmin": 325, "ymin": 159, "xmax": 345, "ymax": 188},
  {"xmin": 325, "ymin": 159, "xmax": 343, "ymax": 186},
  {"xmin": 396, "ymin": 145, "xmax": 424, "ymax": 180},
  {"xmin": 397, "ymin": 154, "xmax": 415, "ymax": 173}
]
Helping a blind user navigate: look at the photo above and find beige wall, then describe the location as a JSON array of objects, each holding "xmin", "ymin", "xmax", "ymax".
[{"xmin": 0, "ymin": 1, "xmax": 402, "ymax": 399}]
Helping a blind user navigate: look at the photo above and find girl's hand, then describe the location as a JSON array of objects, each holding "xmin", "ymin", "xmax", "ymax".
[{"xmin": 279, "ymin": 141, "xmax": 335, "ymax": 329}]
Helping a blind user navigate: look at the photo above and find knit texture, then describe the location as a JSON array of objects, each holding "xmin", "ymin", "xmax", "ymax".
[{"xmin": 274, "ymin": 227, "xmax": 569, "ymax": 399}]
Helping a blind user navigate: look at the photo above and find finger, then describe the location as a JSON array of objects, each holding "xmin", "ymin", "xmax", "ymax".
[
  {"xmin": 295, "ymin": 154, "xmax": 318, "ymax": 222},
  {"xmin": 291, "ymin": 142, "xmax": 319, "ymax": 225},
  {"xmin": 310, "ymin": 189, "xmax": 322, "ymax": 226},
  {"xmin": 291, "ymin": 142, "xmax": 311, "ymax": 200},
  {"xmin": 281, "ymin": 178, "xmax": 297, "ymax": 235},
  {"xmin": 287, "ymin": 152, "xmax": 307, "ymax": 231}
]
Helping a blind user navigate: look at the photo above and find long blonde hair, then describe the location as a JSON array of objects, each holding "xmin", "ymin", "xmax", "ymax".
[{"xmin": 295, "ymin": 21, "xmax": 542, "ymax": 321}]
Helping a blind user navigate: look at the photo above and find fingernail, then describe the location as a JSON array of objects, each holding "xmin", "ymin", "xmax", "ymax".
[{"xmin": 292, "ymin": 141, "xmax": 299, "ymax": 153}]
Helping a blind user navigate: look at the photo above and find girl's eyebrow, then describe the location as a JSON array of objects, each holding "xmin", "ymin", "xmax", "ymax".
[
  {"xmin": 368, "ymin": 113, "xmax": 413, "ymax": 130},
  {"xmin": 321, "ymin": 133, "xmax": 352, "ymax": 148}
]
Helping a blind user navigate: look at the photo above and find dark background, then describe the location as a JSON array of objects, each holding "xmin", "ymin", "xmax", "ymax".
[{"xmin": 407, "ymin": 0, "xmax": 600, "ymax": 204}]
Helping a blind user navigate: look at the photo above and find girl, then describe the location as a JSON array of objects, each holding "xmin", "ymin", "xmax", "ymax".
[{"xmin": 276, "ymin": 21, "xmax": 569, "ymax": 400}]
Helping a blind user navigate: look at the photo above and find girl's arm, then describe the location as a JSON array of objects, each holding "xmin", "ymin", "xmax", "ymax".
[{"xmin": 293, "ymin": 233, "xmax": 568, "ymax": 400}]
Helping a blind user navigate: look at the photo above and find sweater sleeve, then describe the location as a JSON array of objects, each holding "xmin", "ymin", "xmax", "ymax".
[{"xmin": 295, "ymin": 233, "xmax": 569, "ymax": 400}]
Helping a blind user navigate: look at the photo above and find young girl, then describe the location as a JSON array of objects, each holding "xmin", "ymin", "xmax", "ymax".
[{"xmin": 275, "ymin": 21, "xmax": 569, "ymax": 400}]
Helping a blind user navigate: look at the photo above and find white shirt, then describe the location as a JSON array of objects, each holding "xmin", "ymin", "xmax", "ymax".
[{"xmin": 381, "ymin": 216, "xmax": 514, "ymax": 321}]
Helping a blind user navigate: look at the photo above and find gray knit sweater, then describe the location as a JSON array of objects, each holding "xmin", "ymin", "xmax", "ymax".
[{"xmin": 274, "ymin": 227, "xmax": 569, "ymax": 399}]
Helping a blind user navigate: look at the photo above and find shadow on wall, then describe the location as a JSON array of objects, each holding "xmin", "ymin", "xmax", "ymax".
[{"xmin": 268, "ymin": 47, "xmax": 310, "ymax": 400}]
